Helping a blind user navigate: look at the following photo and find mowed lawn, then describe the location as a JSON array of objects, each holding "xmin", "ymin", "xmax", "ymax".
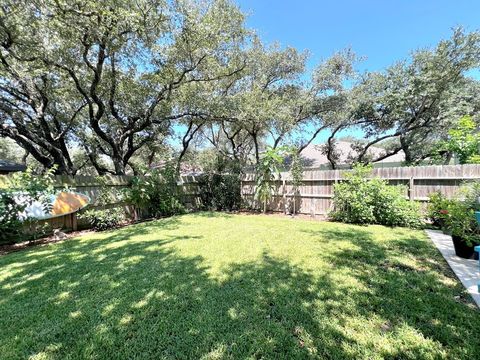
[{"xmin": 1, "ymin": 213, "xmax": 480, "ymax": 359}]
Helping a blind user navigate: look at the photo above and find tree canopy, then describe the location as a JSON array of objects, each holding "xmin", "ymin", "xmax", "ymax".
[{"xmin": 1, "ymin": 1, "xmax": 479, "ymax": 174}]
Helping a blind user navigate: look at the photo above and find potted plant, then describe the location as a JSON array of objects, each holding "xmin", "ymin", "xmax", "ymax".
[
  {"xmin": 475, "ymin": 197, "xmax": 480, "ymax": 225},
  {"xmin": 427, "ymin": 192, "xmax": 453, "ymax": 230},
  {"xmin": 443, "ymin": 201, "xmax": 480, "ymax": 259}
]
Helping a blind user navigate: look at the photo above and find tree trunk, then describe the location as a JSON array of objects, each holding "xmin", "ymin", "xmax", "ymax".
[
  {"xmin": 112, "ymin": 157, "xmax": 126, "ymax": 175},
  {"xmin": 400, "ymin": 135, "xmax": 414, "ymax": 164},
  {"xmin": 252, "ymin": 132, "xmax": 260, "ymax": 164}
]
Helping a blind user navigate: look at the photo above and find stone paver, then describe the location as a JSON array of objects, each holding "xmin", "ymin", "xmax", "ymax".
[{"xmin": 425, "ymin": 229, "xmax": 480, "ymax": 307}]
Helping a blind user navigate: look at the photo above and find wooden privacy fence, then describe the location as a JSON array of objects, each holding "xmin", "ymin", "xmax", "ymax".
[
  {"xmin": 0, "ymin": 174, "xmax": 203, "ymax": 232},
  {"xmin": 2, "ymin": 164, "xmax": 480, "ymax": 231},
  {"xmin": 44, "ymin": 175, "xmax": 203, "ymax": 230},
  {"xmin": 241, "ymin": 164, "xmax": 480, "ymax": 215},
  {"xmin": 48, "ymin": 175, "xmax": 133, "ymax": 230}
]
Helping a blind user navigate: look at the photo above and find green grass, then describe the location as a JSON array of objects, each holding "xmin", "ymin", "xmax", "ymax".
[{"xmin": 1, "ymin": 213, "xmax": 479, "ymax": 359}]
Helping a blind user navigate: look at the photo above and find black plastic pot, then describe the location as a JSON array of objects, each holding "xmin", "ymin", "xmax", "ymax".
[
  {"xmin": 451, "ymin": 235, "xmax": 479, "ymax": 259},
  {"xmin": 437, "ymin": 218, "xmax": 445, "ymax": 230}
]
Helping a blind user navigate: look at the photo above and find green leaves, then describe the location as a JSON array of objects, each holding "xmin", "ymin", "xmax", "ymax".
[
  {"xmin": 9, "ymin": 166, "xmax": 57, "ymax": 197},
  {"xmin": 343, "ymin": 28, "xmax": 480, "ymax": 164},
  {"xmin": 2, "ymin": 4, "xmax": 479, "ymax": 175},
  {"xmin": 254, "ymin": 147, "xmax": 286, "ymax": 212},
  {"xmin": 0, "ymin": 0, "xmax": 250, "ymax": 175},
  {"xmin": 126, "ymin": 162, "xmax": 185, "ymax": 218},
  {"xmin": 79, "ymin": 208, "xmax": 125, "ymax": 231},
  {"xmin": 331, "ymin": 164, "xmax": 422, "ymax": 228},
  {"xmin": 0, "ymin": 166, "xmax": 57, "ymax": 243},
  {"xmin": 438, "ymin": 116, "xmax": 480, "ymax": 164},
  {"xmin": 430, "ymin": 181, "xmax": 480, "ymax": 246}
]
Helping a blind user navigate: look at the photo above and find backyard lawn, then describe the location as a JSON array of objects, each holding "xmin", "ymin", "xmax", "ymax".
[{"xmin": 1, "ymin": 213, "xmax": 480, "ymax": 359}]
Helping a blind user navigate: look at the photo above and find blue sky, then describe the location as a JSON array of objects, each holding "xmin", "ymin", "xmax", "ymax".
[
  {"xmin": 234, "ymin": 0, "xmax": 480, "ymax": 143},
  {"xmin": 237, "ymin": 0, "xmax": 480, "ymax": 73}
]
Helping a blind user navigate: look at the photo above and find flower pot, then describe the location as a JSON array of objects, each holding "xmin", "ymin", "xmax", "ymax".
[
  {"xmin": 475, "ymin": 211, "xmax": 480, "ymax": 225},
  {"xmin": 437, "ymin": 218, "xmax": 445, "ymax": 229},
  {"xmin": 475, "ymin": 245, "xmax": 480, "ymax": 261},
  {"xmin": 451, "ymin": 235, "xmax": 476, "ymax": 259}
]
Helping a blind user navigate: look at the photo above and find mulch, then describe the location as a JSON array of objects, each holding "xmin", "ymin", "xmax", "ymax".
[{"xmin": 0, "ymin": 229, "xmax": 94, "ymax": 256}]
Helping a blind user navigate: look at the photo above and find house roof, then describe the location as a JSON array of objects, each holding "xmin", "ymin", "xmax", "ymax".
[
  {"xmin": 150, "ymin": 161, "xmax": 203, "ymax": 176},
  {"xmin": 0, "ymin": 160, "xmax": 26, "ymax": 172},
  {"xmin": 299, "ymin": 141, "xmax": 405, "ymax": 168}
]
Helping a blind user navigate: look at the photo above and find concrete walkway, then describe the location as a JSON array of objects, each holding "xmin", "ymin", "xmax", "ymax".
[{"xmin": 425, "ymin": 229, "xmax": 480, "ymax": 307}]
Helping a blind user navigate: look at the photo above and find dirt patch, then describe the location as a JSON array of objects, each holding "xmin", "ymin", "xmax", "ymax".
[{"xmin": 0, "ymin": 229, "xmax": 94, "ymax": 256}]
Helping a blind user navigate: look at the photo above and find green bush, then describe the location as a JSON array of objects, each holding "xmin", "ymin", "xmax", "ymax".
[
  {"xmin": 197, "ymin": 173, "xmax": 241, "ymax": 211},
  {"xmin": 440, "ymin": 201, "xmax": 479, "ymax": 246},
  {"xmin": 78, "ymin": 176, "xmax": 126, "ymax": 231},
  {"xmin": 0, "ymin": 192, "xmax": 24, "ymax": 243},
  {"xmin": 459, "ymin": 181, "xmax": 480, "ymax": 211},
  {"xmin": 0, "ymin": 167, "xmax": 56, "ymax": 244},
  {"xmin": 330, "ymin": 164, "xmax": 422, "ymax": 228},
  {"xmin": 126, "ymin": 163, "xmax": 185, "ymax": 218},
  {"xmin": 79, "ymin": 208, "xmax": 125, "ymax": 231},
  {"xmin": 255, "ymin": 147, "xmax": 285, "ymax": 213},
  {"xmin": 427, "ymin": 192, "xmax": 454, "ymax": 227},
  {"xmin": 429, "ymin": 182, "xmax": 480, "ymax": 246}
]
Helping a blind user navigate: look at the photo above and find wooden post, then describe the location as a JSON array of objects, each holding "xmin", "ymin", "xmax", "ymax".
[
  {"xmin": 409, "ymin": 176, "xmax": 414, "ymax": 201},
  {"xmin": 282, "ymin": 179, "xmax": 287, "ymax": 214},
  {"xmin": 71, "ymin": 212, "xmax": 78, "ymax": 231}
]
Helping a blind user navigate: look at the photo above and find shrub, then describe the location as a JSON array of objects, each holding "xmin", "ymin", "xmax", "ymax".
[
  {"xmin": 0, "ymin": 192, "xmax": 24, "ymax": 243},
  {"xmin": 427, "ymin": 192, "xmax": 454, "ymax": 227},
  {"xmin": 126, "ymin": 162, "xmax": 185, "ymax": 218},
  {"xmin": 255, "ymin": 147, "xmax": 285, "ymax": 213},
  {"xmin": 459, "ymin": 181, "xmax": 480, "ymax": 211},
  {"xmin": 78, "ymin": 176, "xmax": 126, "ymax": 231},
  {"xmin": 429, "ymin": 181, "xmax": 480, "ymax": 246},
  {"xmin": 197, "ymin": 173, "xmax": 241, "ymax": 211},
  {"xmin": 330, "ymin": 164, "xmax": 422, "ymax": 228},
  {"xmin": 288, "ymin": 147, "xmax": 304, "ymax": 215},
  {"xmin": 0, "ymin": 167, "xmax": 56, "ymax": 244},
  {"xmin": 440, "ymin": 201, "xmax": 479, "ymax": 246},
  {"xmin": 79, "ymin": 208, "xmax": 125, "ymax": 231},
  {"xmin": 372, "ymin": 184, "xmax": 422, "ymax": 228}
]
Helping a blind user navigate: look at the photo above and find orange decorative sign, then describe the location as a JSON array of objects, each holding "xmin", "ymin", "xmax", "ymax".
[
  {"xmin": 20, "ymin": 191, "xmax": 90, "ymax": 220},
  {"xmin": 51, "ymin": 192, "xmax": 90, "ymax": 217}
]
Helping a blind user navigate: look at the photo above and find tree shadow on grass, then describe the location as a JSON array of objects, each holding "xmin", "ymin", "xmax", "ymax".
[
  {"xmin": 0, "ymin": 232, "xmax": 357, "ymax": 359},
  {"xmin": 1, "ymin": 220, "xmax": 480, "ymax": 359},
  {"xmin": 187, "ymin": 211, "xmax": 234, "ymax": 219},
  {"xmin": 0, "ymin": 217, "xmax": 181, "ymax": 302},
  {"xmin": 303, "ymin": 226, "xmax": 480, "ymax": 358}
]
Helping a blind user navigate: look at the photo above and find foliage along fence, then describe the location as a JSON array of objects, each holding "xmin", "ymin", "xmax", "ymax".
[
  {"xmin": 0, "ymin": 174, "xmax": 204, "ymax": 232},
  {"xmin": 240, "ymin": 164, "xmax": 480, "ymax": 215},
  {"xmin": 2, "ymin": 164, "xmax": 480, "ymax": 234},
  {"xmin": 45, "ymin": 175, "xmax": 205, "ymax": 231},
  {"xmin": 0, "ymin": 174, "xmax": 133, "ymax": 232}
]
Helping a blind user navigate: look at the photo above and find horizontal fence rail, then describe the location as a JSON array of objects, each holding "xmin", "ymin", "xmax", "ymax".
[
  {"xmin": 241, "ymin": 164, "xmax": 480, "ymax": 215},
  {"xmin": 1, "ymin": 164, "xmax": 479, "ymax": 232},
  {"xmin": 0, "ymin": 174, "xmax": 205, "ymax": 232}
]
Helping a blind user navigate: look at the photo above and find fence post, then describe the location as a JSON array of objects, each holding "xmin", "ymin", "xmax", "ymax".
[
  {"xmin": 282, "ymin": 178, "xmax": 287, "ymax": 214},
  {"xmin": 409, "ymin": 176, "xmax": 414, "ymax": 201},
  {"xmin": 71, "ymin": 213, "xmax": 78, "ymax": 231}
]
